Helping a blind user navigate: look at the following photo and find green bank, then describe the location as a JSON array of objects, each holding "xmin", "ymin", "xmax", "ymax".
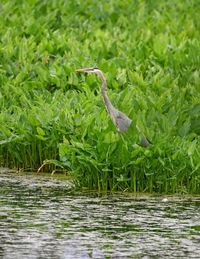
[{"xmin": 0, "ymin": 0, "xmax": 199, "ymax": 193}]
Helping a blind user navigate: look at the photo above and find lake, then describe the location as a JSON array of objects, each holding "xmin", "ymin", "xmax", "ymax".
[{"xmin": 0, "ymin": 171, "xmax": 200, "ymax": 258}]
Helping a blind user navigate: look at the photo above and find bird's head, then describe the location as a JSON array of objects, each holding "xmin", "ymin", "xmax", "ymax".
[
  {"xmin": 76, "ymin": 67, "xmax": 99, "ymax": 74},
  {"xmin": 76, "ymin": 67, "xmax": 106, "ymax": 82},
  {"xmin": 76, "ymin": 67, "xmax": 105, "ymax": 77}
]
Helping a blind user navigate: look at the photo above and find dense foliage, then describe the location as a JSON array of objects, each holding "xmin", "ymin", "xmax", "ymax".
[{"xmin": 0, "ymin": 0, "xmax": 200, "ymax": 193}]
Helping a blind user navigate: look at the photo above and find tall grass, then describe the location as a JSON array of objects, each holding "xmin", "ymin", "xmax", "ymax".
[{"xmin": 0, "ymin": 0, "xmax": 200, "ymax": 193}]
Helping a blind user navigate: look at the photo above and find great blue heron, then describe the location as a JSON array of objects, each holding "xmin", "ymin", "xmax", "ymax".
[{"xmin": 76, "ymin": 67, "xmax": 150, "ymax": 146}]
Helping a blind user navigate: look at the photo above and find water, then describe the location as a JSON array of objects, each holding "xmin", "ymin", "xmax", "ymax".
[{"xmin": 0, "ymin": 172, "xmax": 200, "ymax": 259}]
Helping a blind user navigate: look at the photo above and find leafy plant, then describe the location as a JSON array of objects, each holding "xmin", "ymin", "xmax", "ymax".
[{"xmin": 0, "ymin": 0, "xmax": 199, "ymax": 193}]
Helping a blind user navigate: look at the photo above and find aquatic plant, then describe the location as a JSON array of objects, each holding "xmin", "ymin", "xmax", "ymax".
[{"xmin": 0, "ymin": 0, "xmax": 199, "ymax": 193}]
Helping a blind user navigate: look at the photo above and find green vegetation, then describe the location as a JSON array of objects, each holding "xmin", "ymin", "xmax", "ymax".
[{"xmin": 0, "ymin": 0, "xmax": 200, "ymax": 193}]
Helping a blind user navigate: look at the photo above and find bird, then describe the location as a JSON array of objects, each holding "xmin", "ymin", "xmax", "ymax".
[{"xmin": 76, "ymin": 67, "xmax": 150, "ymax": 146}]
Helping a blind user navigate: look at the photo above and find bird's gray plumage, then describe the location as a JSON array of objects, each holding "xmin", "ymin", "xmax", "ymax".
[{"xmin": 76, "ymin": 67, "xmax": 150, "ymax": 146}]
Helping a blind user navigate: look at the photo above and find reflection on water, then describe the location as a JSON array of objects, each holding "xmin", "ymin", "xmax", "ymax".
[{"xmin": 0, "ymin": 172, "xmax": 200, "ymax": 259}]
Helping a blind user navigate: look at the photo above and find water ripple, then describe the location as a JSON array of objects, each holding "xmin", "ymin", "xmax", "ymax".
[{"xmin": 0, "ymin": 173, "xmax": 200, "ymax": 258}]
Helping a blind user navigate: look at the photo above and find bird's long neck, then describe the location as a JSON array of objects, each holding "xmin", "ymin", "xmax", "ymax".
[{"xmin": 98, "ymin": 72, "xmax": 114, "ymax": 113}]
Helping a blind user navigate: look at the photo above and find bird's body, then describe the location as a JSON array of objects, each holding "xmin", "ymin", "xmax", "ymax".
[
  {"xmin": 108, "ymin": 107, "xmax": 132, "ymax": 133},
  {"xmin": 76, "ymin": 67, "xmax": 150, "ymax": 146}
]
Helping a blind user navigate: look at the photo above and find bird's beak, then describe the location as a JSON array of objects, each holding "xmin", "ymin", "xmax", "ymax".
[{"xmin": 76, "ymin": 68, "xmax": 94, "ymax": 73}]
